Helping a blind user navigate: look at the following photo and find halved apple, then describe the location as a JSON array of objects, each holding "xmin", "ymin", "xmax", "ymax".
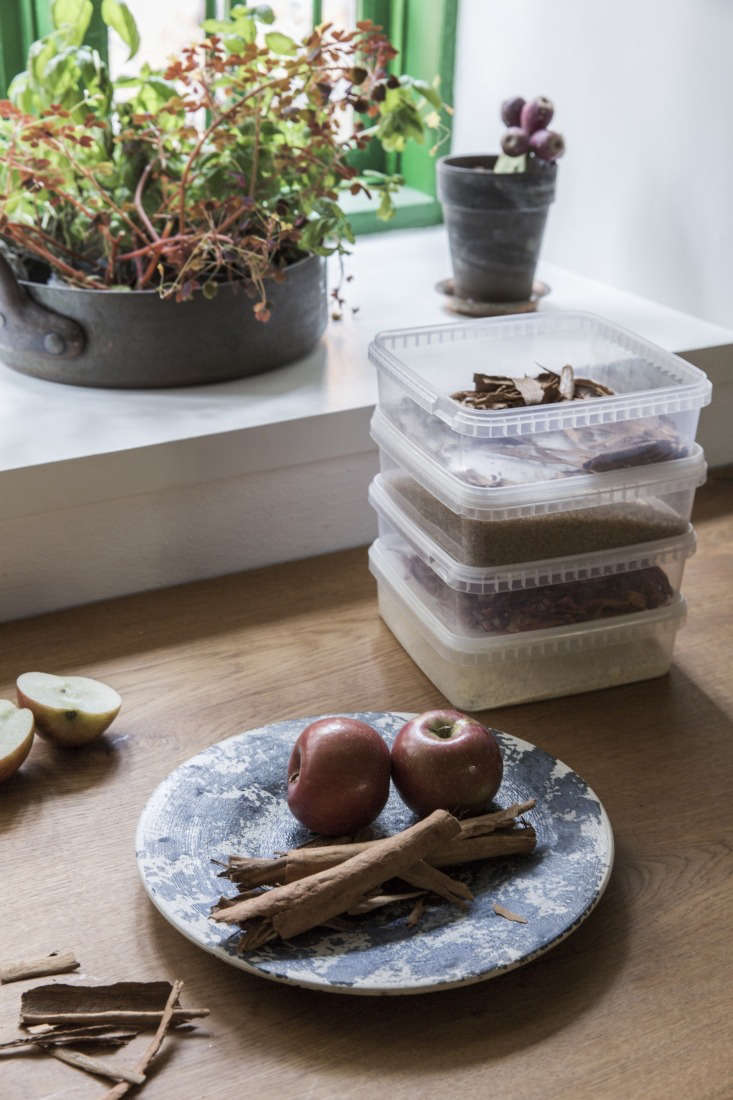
[
  {"xmin": 0, "ymin": 699, "xmax": 35, "ymax": 781},
  {"xmin": 16, "ymin": 672, "xmax": 121, "ymax": 747}
]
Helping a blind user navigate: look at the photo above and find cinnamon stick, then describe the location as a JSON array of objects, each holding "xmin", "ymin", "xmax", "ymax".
[
  {"xmin": 406, "ymin": 897, "xmax": 425, "ymax": 928},
  {"xmin": 19, "ymin": 1007, "xmax": 206, "ymax": 1029},
  {"xmin": 276, "ymin": 836, "xmax": 529, "ymax": 882},
  {"xmin": 400, "ymin": 861, "xmax": 473, "ymax": 906},
  {"xmin": 0, "ymin": 1027, "xmax": 137, "ymax": 1051},
  {"xmin": 347, "ymin": 891, "xmax": 424, "ymax": 915},
  {"xmin": 101, "ymin": 979, "xmax": 184, "ymax": 1100},
  {"xmin": 0, "ymin": 951, "xmax": 80, "ymax": 984},
  {"xmin": 212, "ymin": 809, "xmax": 461, "ymax": 943},
  {"xmin": 456, "ymin": 800, "xmax": 536, "ymax": 837},
  {"xmin": 493, "ymin": 903, "xmax": 528, "ymax": 924},
  {"xmin": 42, "ymin": 1046, "xmax": 146, "ymax": 1085},
  {"xmin": 425, "ymin": 829, "xmax": 536, "ymax": 866},
  {"xmin": 20, "ymin": 981, "xmax": 208, "ymax": 1030}
]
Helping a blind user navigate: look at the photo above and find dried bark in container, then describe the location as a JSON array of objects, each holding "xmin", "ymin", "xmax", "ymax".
[
  {"xmin": 583, "ymin": 436, "xmax": 686, "ymax": 471},
  {"xmin": 559, "ymin": 364, "xmax": 575, "ymax": 400},
  {"xmin": 409, "ymin": 556, "xmax": 675, "ymax": 635},
  {"xmin": 452, "ymin": 365, "xmax": 614, "ymax": 410},
  {"xmin": 429, "ymin": 368, "xmax": 689, "ymax": 486}
]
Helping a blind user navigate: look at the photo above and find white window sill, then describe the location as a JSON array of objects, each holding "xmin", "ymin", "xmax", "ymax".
[
  {"xmin": 2, "ymin": 225, "xmax": 732, "ymax": 479},
  {"xmin": 1, "ymin": 225, "xmax": 731, "ymax": 620}
]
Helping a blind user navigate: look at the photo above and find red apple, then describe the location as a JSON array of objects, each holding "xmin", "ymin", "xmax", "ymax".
[
  {"xmin": 391, "ymin": 710, "xmax": 503, "ymax": 817},
  {"xmin": 287, "ymin": 717, "xmax": 391, "ymax": 836}
]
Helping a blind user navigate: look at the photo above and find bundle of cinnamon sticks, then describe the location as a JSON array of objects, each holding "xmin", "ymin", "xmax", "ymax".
[{"xmin": 211, "ymin": 800, "xmax": 536, "ymax": 949}]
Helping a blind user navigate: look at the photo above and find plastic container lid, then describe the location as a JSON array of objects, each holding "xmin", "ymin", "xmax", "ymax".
[
  {"xmin": 368, "ymin": 473, "xmax": 697, "ymax": 595},
  {"xmin": 369, "ymin": 311, "xmax": 712, "ymax": 439},
  {"xmin": 371, "ymin": 406, "xmax": 708, "ymax": 521},
  {"xmin": 368, "ymin": 538, "xmax": 688, "ymax": 662}
]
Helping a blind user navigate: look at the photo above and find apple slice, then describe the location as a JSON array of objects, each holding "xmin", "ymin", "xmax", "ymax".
[
  {"xmin": 0, "ymin": 699, "xmax": 35, "ymax": 782},
  {"xmin": 16, "ymin": 672, "xmax": 121, "ymax": 747}
]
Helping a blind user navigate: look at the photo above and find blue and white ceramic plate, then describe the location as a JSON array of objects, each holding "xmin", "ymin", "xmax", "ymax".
[{"xmin": 136, "ymin": 712, "xmax": 613, "ymax": 995}]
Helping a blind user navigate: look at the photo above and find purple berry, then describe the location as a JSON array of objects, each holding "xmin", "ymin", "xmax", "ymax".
[
  {"xmin": 520, "ymin": 96, "xmax": 554, "ymax": 134},
  {"xmin": 501, "ymin": 96, "xmax": 526, "ymax": 128},
  {"xmin": 528, "ymin": 128, "xmax": 565, "ymax": 162},
  {"xmin": 501, "ymin": 127, "xmax": 529, "ymax": 157}
]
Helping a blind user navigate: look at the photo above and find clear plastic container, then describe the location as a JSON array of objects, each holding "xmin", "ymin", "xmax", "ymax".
[
  {"xmin": 369, "ymin": 539, "xmax": 687, "ymax": 710},
  {"xmin": 372, "ymin": 407, "xmax": 707, "ymax": 566},
  {"xmin": 370, "ymin": 311, "xmax": 712, "ymax": 487},
  {"xmin": 369, "ymin": 474, "xmax": 696, "ymax": 636}
]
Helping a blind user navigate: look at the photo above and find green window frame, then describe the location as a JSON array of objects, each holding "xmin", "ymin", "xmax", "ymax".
[
  {"xmin": 1, "ymin": 0, "xmax": 457, "ymax": 234},
  {"xmin": 342, "ymin": 0, "xmax": 458, "ymax": 234},
  {"xmin": 0, "ymin": 0, "xmax": 107, "ymax": 92}
]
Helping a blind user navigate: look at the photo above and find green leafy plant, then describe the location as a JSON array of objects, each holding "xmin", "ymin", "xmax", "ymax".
[{"xmin": 0, "ymin": 1, "xmax": 447, "ymax": 319}]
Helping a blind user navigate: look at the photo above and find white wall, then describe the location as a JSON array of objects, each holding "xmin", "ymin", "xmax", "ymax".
[{"xmin": 452, "ymin": 0, "xmax": 732, "ymax": 329}]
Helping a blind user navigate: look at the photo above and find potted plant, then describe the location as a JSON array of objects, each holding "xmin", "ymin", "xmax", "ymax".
[
  {"xmin": 437, "ymin": 95, "xmax": 565, "ymax": 304},
  {"xmin": 0, "ymin": 1, "xmax": 446, "ymax": 388}
]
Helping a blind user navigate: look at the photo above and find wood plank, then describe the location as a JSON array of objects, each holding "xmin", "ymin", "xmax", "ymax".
[{"xmin": 0, "ymin": 475, "xmax": 731, "ymax": 1100}]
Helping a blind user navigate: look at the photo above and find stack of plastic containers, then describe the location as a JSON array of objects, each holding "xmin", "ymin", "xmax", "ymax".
[{"xmin": 367, "ymin": 311, "xmax": 711, "ymax": 709}]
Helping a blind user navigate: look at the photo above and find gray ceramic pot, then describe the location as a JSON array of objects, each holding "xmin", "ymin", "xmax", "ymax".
[
  {"xmin": 437, "ymin": 154, "xmax": 557, "ymax": 302},
  {"xmin": 0, "ymin": 251, "xmax": 327, "ymax": 388}
]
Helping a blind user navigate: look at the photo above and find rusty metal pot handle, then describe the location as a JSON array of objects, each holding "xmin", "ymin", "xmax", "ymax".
[{"xmin": 0, "ymin": 253, "xmax": 85, "ymax": 360}]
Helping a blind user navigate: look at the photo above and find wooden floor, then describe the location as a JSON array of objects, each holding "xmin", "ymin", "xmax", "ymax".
[{"xmin": 1, "ymin": 473, "xmax": 732, "ymax": 1100}]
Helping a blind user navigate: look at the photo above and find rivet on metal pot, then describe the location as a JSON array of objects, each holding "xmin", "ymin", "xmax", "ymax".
[{"xmin": 44, "ymin": 332, "xmax": 66, "ymax": 355}]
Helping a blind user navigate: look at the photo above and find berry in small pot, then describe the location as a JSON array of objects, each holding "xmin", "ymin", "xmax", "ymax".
[
  {"xmin": 501, "ymin": 127, "xmax": 530, "ymax": 157},
  {"xmin": 501, "ymin": 96, "xmax": 526, "ymax": 128},
  {"xmin": 528, "ymin": 128, "xmax": 565, "ymax": 162},
  {"xmin": 520, "ymin": 95, "xmax": 554, "ymax": 134}
]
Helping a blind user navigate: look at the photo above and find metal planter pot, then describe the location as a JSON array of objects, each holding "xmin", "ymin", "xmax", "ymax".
[{"xmin": 0, "ymin": 252, "xmax": 327, "ymax": 388}]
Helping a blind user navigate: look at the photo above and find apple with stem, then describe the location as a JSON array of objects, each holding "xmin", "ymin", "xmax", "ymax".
[
  {"xmin": 287, "ymin": 716, "xmax": 391, "ymax": 836},
  {"xmin": 0, "ymin": 699, "xmax": 35, "ymax": 782},
  {"xmin": 16, "ymin": 672, "xmax": 121, "ymax": 747},
  {"xmin": 391, "ymin": 709, "xmax": 503, "ymax": 817}
]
